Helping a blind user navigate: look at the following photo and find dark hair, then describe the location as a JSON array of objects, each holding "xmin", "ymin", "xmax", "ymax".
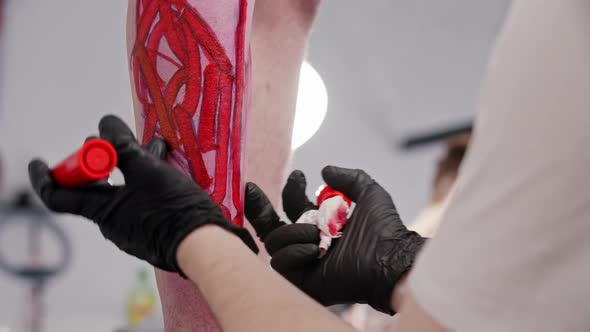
[{"xmin": 431, "ymin": 134, "xmax": 470, "ymax": 203}]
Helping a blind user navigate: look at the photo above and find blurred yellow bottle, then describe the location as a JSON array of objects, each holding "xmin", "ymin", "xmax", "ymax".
[{"xmin": 127, "ymin": 268, "xmax": 157, "ymax": 327}]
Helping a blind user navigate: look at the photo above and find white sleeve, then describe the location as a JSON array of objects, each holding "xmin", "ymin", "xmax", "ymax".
[{"xmin": 409, "ymin": 1, "xmax": 590, "ymax": 331}]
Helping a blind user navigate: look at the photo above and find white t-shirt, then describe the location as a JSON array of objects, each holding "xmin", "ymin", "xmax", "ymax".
[{"xmin": 409, "ymin": 1, "xmax": 590, "ymax": 331}]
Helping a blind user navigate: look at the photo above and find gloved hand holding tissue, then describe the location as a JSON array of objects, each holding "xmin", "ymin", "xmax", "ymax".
[
  {"xmin": 244, "ymin": 166, "xmax": 426, "ymax": 314},
  {"xmin": 294, "ymin": 185, "xmax": 352, "ymax": 256}
]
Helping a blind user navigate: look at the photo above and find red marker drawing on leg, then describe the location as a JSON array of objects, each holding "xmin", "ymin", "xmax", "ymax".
[{"xmin": 130, "ymin": 1, "xmax": 250, "ymax": 330}]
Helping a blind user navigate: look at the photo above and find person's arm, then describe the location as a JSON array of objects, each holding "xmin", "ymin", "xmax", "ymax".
[
  {"xmin": 177, "ymin": 225, "xmax": 355, "ymax": 332},
  {"xmin": 126, "ymin": 0, "xmax": 253, "ymax": 330}
]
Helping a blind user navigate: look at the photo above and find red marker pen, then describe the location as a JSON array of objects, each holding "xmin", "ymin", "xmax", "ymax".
[{"xmin": 52, "ymin": 139, "xmax": 117, "ymax": 188}]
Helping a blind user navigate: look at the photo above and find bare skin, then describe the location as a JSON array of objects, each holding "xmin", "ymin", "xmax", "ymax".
[
  {"xmin": 246, "ymin": 0, "xmax": 322, "ymax": 207},
  {"xmin": 177, "ymin": 225, "xmax": 356, "ymax": 332},
  {"xmin": 175, "ymin": 225, "xmax": 446, "ymax": 332}
]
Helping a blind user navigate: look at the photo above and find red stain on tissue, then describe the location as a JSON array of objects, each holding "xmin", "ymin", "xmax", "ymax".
[{"xmin": 327, "ymin": 205, "xmax": 348, "ymax": 236}]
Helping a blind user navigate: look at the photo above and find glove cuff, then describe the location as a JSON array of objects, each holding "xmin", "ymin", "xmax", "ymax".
[{"xmin": 371, "ymin": 231, "xmax": 427, "ymax": 315}]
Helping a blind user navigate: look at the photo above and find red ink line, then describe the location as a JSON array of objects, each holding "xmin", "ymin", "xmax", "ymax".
[
  {"xmin": 179, "ymin": 21, "xmax": 202, "ymax": 116},
  {"xmin": 175, "ymin": 106, "xmax": 212, "ymax": 188},
  {"xmin": 197, "ymin": 65, "xmax": 220, "ymax": 152},
  {"xmin": 181, "ymin": 5, "xmax": 233, "ymax": 73},
  {"xmin": 134, "ymin": 45, "xmax": 179, "ymax": 148},
  {"xmin": 133, "ymin": 57, "xmax": 150, "ymax": 107},
  {"xmin": 220, "ymin": 205, "xmax": 231, "ymax": 222},
  {"xmin": 136, "ymin": 0, "xmax": 160, "ymax": 43},
  {"xmin": 147, "ymin": 20, "xmax": 167, "ymax": 81},
  {"xmin": 159, "ymin": 3, "xmax": 188, "ymax": 64},
  {"xmin": 210, "ymin": 72, "xmax": 233, "ymax": 204},
  {"xmin": 231, "ymin": 0, "xmax": 248, "ymax": 226},
  {"xmin": 142, "ymin": 106, "xmax": 158, "ymax": 144},
  {"xmin": 137, "ymin": 0, "xmax": 144, "ymax": 22},
  {"xmin": 164, "ymin": 68, "xmax": 187, "ymax": 110}
]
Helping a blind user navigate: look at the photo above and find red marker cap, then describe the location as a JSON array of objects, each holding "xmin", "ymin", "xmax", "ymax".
[
  {"xmin": 316, "ymin": 185, "xmax": 352, "ymax": 207},
  {"xmin": 51, "ymin": 139, "xmax": 117, "ymax": 188}
]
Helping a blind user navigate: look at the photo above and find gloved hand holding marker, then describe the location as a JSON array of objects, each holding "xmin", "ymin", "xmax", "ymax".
[{"xmin": 29, "ymin": 115, "xmax": 257, "ymax": 276}]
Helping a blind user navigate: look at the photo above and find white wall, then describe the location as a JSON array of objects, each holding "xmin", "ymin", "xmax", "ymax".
[
  {"xmin": 0, "ymin": 0, "xmax": 509, "ymax": 331},
  {"xmin": 0, "ymin": 1, "xmax": 151, "ymax": 331},
  {"xmin": 296, "ymin": 0, "xmax": 510, "ymax": 219}
]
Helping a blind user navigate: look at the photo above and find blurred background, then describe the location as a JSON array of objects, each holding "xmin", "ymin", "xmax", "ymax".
[{"xmin": 0, "ymin": 0, "xmax": 509, "ymax": 331}]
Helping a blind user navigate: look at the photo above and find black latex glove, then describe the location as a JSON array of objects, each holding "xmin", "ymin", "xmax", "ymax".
[
  {"xmin": 244, "ymin": 167, "xmax": 426, "ymax": 314},
  {"xmin": 29, "ymin": 115, "xmax": 257, "ymax": 275}
]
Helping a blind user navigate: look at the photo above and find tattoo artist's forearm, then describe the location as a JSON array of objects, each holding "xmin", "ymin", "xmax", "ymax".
[{"xmin": 178, "ymin": 226, "xmax": 356, "ymax": 332}]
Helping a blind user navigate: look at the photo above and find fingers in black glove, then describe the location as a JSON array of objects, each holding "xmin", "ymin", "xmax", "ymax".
[
  {"xmin": 270, "ymin": 243, "xmax": 319, "ymax": 274},
  {"xmin": 254, "ymin": 165, "xmax": 426, "ymax": 315},
  {"xmin": 99, "ymin": 115, "xmax": 159, "ymax": 187},
  {"xmin": 144, "ymin": 138, "xmax": 168, "ymax": 160},
  {"xmin": 245, "ymin": 169, "xmax": 320, "ymax": 242},
  {"xmin": 94, "ymin": 132, "xmax": 167, "ymax": 161},
  {"xmin": 282, "ymin": 170, "xmax": 317, "ymax": 222},
  {"xmin": 266, "ymin": 223, "xmax": 320, "ymax": 284},
  {"xmin": 264, "ymin": 223, "xmax": 319, "ymax": 255},
  {"xmin": 245, "ymin": 178, "xmax": 320, "ymax": 269},
  {"xmin": 322, "ymin": 165, "xmax": 383, "ymax": 202},
  {"xmin": 28, "ymin": 159, "xmax": 115, "ymax": 218},
  {"xmin": 244, "ymin": 182, "xmax": 285, "ymax": 240}
]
